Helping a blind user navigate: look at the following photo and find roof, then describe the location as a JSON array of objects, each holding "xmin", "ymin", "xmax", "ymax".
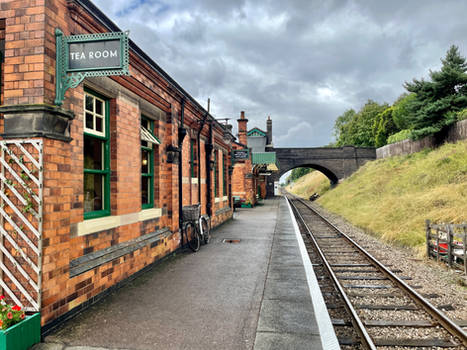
[
  {"xmin": 252, "ymin": 152, "xmax": 276, "ymax": 165},
  {"xmin": 247, "ymin": 127, "xmax": 267, "ymax": 137}
]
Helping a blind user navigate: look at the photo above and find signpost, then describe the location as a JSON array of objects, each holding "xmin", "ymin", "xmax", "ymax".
[
  {"xmin": 232, "ymin": 149, "xmax": 249, "ymax": 163},
  {"xmin": 55, "ymin": 29, "xmax": 129, "ymax": 106}
]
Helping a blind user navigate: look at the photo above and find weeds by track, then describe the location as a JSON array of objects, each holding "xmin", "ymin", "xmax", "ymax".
[{"xmin": 286, "ymin": 193, "xmax": 467, "ymax": 349}]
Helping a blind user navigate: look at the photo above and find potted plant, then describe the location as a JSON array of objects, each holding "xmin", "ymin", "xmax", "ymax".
[
  {"xmin": 0, "ymin": 296, "xmax": 40, "ymax": 350},
  {"xmin": 241, "ymin": 200, "xmax": 253, "ymax": 208}
]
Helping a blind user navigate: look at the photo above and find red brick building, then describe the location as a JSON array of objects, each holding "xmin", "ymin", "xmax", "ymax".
[
  {"xmin": 231, "ymin": 112, "xmax": 278, "ymax": 205},
  {"xmin": 0, "ymin": 0, "xmax": 233, "ymax": 331}
]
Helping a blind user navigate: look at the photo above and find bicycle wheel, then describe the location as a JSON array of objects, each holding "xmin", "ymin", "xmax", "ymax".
[
  {"xmin": 200, "ymin": 216, "xmax": 211, "ymax": 244},
  {"xmin": 184, "ymin": 221, "xmax": 200, "ymax": 252}
]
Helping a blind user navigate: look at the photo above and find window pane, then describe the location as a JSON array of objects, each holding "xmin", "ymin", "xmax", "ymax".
[
  {"xmin": 84, "ymin": 136, "xmax": 103, "ymax": 170},
  {"xmin": 95, "ymin": 99, "xmax": 103, "ymax": 116},
  {"xmin": 85, "ymin": 95, "xmax": 93, "ymax": 112},
  {"xmin": 142, "ymin": 176, "xmax": 150, "ymax": 205},
  {"xmin": 95, "ymin": 116, "xmax": 103, "ymax": 133},
  {"xmin": 141, "ymin": 149, "xmax": 149, "ymax": 174},
  {"xmin": 84, "ymin": 173, "xmax": 104, "ymax": 212},
  {"xmin": 85, "ymin": 113, "xmax": 94, "ymax": 130}
]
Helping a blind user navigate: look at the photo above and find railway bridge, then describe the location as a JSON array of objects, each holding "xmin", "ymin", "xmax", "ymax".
[{"xmin": 266, "ymin": 146, "xmax": 376, "ymax": 196}]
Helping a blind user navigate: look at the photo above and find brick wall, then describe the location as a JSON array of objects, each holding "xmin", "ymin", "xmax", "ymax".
[{"xmin": 0, "ymin": 0, "xmax": 233, "ymax": 328}]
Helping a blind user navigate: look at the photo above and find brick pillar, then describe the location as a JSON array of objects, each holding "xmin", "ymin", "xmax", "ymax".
[{"xmin": 237, "ymin": 111, "xmax": 248, "ymax": 146}]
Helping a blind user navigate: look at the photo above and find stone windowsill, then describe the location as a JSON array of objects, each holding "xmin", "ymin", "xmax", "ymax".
[{"xmin": 76, "ymin": 208, "xmax": 162, "ymax": 236}]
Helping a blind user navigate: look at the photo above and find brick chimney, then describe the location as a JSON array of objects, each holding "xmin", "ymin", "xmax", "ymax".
[
  {"xmin": 266, "ymin": 115, "xmax": 272, "ymax": 146},
  {"xmin": 237, "ymin": 111, "xmax": 248, "ymax": 146}
]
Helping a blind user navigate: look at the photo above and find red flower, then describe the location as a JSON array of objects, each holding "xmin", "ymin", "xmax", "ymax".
[
  {"xmin": 0, "ymin": 296, "xmax": 4, "ymax": 301},
  {"xmin": 12, "ymin": 305, "xmax": 21, "ymax": 311},
  {"xmin": 7, "ymin": 312, "xmax": 12, "ymax": 319},
  {"xmin": 20, "ymin": 313, "xmax": 25, "ymax": 320}
]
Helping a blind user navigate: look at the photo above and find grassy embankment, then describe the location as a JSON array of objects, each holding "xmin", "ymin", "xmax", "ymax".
[{"xmin": 286, "ymin": 140, "xmax": 467, "ymax": 254}]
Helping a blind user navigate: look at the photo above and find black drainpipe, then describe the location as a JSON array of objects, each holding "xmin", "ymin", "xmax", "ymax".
[
  {"xmin": 205, "ymin": 121, "xmax": 213, "ymax": 217},
  {"xmin": 197, "ymin": 112, "xmax": 209, "ymax": 205},
  {"xmin": 178, "ymin": 99, "xmax": 187, "ymax": 231}
]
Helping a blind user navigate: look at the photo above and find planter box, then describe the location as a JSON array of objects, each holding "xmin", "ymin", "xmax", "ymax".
[
  {"xmin": 241, "ymin": 203, "xmax": 252, "ymax": 208},
  {"xmin": 0, "ymin": 313, "xmax": 40, "ymax": 350}
]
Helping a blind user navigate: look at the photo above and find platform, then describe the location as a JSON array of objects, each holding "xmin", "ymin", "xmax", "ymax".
[{"xmin": 34, "ymin": 198, "xmax": 338, "ymax": 350}]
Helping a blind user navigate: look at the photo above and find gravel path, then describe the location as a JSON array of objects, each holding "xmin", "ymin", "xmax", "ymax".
[{"xmin": 309, "ymin": 201, "xmax": 467, "ymax": 324}]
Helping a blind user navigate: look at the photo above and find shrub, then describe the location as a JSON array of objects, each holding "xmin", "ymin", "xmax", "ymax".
[{"xmin": 387, "ymin": 129, "xmax": 412, "ymax": 144}]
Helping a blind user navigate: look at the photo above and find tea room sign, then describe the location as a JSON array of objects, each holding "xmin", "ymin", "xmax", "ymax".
[{"xmin": 55, "ymin": 29, "xmax": 129, "ymax": 106}]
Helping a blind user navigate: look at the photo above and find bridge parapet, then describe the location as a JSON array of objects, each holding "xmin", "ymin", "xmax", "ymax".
[{"xmin": 266, "ymin": 146, "xmax": 376, "ymax": 197}]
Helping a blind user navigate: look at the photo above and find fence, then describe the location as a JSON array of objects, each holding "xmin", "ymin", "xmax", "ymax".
[{"xmin": 425, "ymin": 220, "xmax": 466, "ymax": 275}]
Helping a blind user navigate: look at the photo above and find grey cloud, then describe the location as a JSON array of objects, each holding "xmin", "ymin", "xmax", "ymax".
[{"xmin": 93, "ymin": 0, "xmax": 467, "ymax": 147}]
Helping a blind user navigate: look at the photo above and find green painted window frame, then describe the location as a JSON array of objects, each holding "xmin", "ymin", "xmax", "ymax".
[
  {"xmin": 214, "ymin": 151, "xmax": 218, "ymax": 197},
  {"xmin": 141, "ymin": 116, "xmax": 154, "ymax": 209},
  {"xmin": 83, "ymin": 89, "xmax": 111, "ymax": 220},
  {"xmin": 222, "ymin": 153, "xmax": 227, "ymax": 196}
]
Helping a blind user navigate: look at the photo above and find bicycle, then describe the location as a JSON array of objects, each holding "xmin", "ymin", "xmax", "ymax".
[{"xmin": 182, "ymin": 204, "xmax": 211, "ymax": 252}]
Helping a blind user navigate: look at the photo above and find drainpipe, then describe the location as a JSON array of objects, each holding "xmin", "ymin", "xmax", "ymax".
[
  {"xmin": 178, "ymin": 99, "xmax": 187, "ymax": 231},
  {"xmin": 197, "ymin": 112, "xmax": 209, "ymax": 206},
  {"xmin": 205, "ymin": 121, "xmax": 213, "ymax": 217}
]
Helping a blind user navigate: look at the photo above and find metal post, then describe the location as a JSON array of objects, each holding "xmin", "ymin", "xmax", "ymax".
[
  {"xmin": 436, "ymin": 228, "xmax": 440, "ymax": 262},
  {"xmin": 426, "ymin": 220, "xmax": 431, "ymax": 258},
  {"xmin": 447, "ymin": 224, "xmax": 453, "ymax": 267},
  {"xmin": 463, "ymin": 224, "xmax": 467, "ymax": 275}
]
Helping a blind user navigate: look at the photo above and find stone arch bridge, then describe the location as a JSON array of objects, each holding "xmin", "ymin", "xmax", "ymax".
[{"xmin": 266, "ymin": 146, "xmax": 376, "ymax": 197}]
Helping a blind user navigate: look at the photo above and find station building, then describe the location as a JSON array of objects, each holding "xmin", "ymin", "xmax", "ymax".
[
  {"xmin": 232, "ymin": 112, "xmax": 278, "ymax": 205},
  {"xmin": 0, "ymin": 0, "xmax": 234, "ymax": 330}
]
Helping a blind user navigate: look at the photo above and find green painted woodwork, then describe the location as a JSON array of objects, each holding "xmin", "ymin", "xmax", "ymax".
[
  {"xmin": 55, "ymin": 29, "xmax": 129, "ymax": 106},
  {"xmin": 84, "ymin": 89, "xmax": 110, "ymax": 220},
  {"xmin": 247, "ymin": 128, "xmax": 266, "ymax": 137},
  {"xmin": 141, "ymin": 117, "xmax": 154, "ymax": 209},
  {"xmin": 252, "ymin": 152, "xmax": 277, "ymax": 165},
  {"xmin": 0, "ymin": 313, "xmax": 40, "ymax": 350},
  {"xmin": 222, "ymin": 154, "xmax": 226, "ymax": 196}
]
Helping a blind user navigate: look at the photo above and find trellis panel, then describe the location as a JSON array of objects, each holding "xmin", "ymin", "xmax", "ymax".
[{"xmin": 0, "ymin": 139, "xmax": 43, "ymax": 312}]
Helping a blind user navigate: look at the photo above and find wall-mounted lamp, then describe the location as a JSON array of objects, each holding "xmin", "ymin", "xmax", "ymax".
[{"xmin": 166, "ymin": 145, "xmax": 180, "ymax": 164}]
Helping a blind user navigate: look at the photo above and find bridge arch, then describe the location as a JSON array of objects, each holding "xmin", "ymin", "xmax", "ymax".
[
  {"xmin": 280, "ymin": 164, "xmax": 338, "ymax": 185},
  {"xmin": 266, "ymin": 146, "xmax": 377, "ymax": 197}
]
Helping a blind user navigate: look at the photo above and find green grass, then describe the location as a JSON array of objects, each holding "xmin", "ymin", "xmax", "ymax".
[
  {"xmin": 289, "ymin": 140, "xmax": 467, "ymax": 253},
  {"xmin": 285, "ymin": 171, "xmax": 330, "ymax": 199}
]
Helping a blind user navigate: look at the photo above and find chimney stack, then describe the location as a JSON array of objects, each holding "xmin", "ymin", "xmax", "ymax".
[
  {"xmin": 237, "ymin": 111, "xmax": 248, "ymax": 145},
  {"xmin": 266, "ymin": 115, "xmax": 272, "ymax": 147}
]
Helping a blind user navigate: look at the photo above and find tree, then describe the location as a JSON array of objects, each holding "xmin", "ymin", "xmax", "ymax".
[
  {"xmin": 333, "ymin": 100, "xmax": 388, "ymax": 147},
  {"xmin": 333, "ymin": 109, "xmax": 356, "ymax": 146},
  {"xmin": 392, "ymin": 93, "xmax": 416, "ymax": 130},
  {"xmin": 404, "ymin": 45, "xmax": 467, "ymax": 138},
  {"xmin": 287, "ymin": 167, "xmax": 313, "ymax": 183},
  {"xmin": 373, "ymin": 106, "xmax": 400, "ymax": 147}
]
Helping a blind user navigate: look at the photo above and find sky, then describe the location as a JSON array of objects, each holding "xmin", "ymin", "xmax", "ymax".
[{"xmin": 92, "ymin": 0, "xmax": 467, "ymax": 148}]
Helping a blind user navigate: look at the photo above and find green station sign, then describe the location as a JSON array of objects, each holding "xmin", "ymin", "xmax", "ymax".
[{"xmin": 55, "ymin": 29, "xmax": 129, "ymax": 106}]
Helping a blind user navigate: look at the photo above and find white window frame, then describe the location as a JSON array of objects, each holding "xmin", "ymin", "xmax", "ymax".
[{"xmin": 84, "ymin": 92, "xmax": 106, "ymax": 137}]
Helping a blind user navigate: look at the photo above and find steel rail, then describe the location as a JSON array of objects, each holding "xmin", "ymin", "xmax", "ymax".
[
  {"xmin": 290, "ymin": 194, "xmax": 467, "ymax": 347},
  {"xmin": 286, "ymin": 196, "xmax": 377, "ymax": 350}
]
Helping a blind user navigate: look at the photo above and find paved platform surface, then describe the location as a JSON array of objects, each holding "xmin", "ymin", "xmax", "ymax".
[{"xmin": 33, "ymin": 198, "xmax": 334, "ymax": 350}]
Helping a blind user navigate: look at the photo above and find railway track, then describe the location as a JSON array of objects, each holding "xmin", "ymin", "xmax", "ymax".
[{"xmin": 286, "ymin": 194, "xmax": 467, "ymax": 349}]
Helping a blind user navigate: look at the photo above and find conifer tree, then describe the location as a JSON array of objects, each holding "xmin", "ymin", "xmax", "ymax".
[{"xmin": 404, "ymin": 45, "xmax": 467, "ymax": 138}]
